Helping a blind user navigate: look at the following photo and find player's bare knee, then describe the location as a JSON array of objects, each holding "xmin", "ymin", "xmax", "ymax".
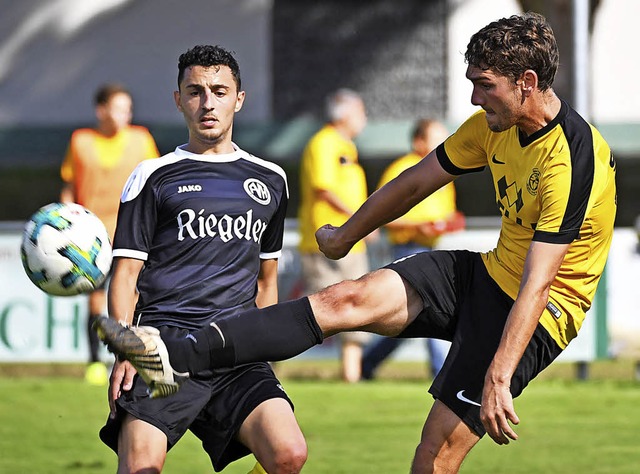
[
  {"xmin": 119, "ymin": 456, "xmax": 163, "ymax": 474},
  {"xmin": 118, "ymin": 429, "xmax": 166, "ymax": 473},
  {"xmin": 322, "ymin": 279, "xmax": 367, "ymax": 315},
  {"xmin": 413, "ymin": 436, "xmax": 466, "ymax": 473},
  {"xmin": 339, "ymin": 278, "xmax": 369, "ymax": 308},
  {"xmin": 269, "ymin": 438, "xmax": 307, "ymax": 473},
  {"xmin": 414, "ymin": 437, "xmax": 440, "ymax": 465},
  {"xmin": 315, "ymin": 279, "xmax": 347, "ymax": 307}
]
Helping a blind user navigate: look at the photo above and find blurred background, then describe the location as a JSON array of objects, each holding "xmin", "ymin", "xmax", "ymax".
[
  {"xmin": 0, "ymin": 0, "xmax": 638, "ymax": 371},
  {"xmin": 1, "ymin": 0, "xmax": 639, "ymax": 224}
]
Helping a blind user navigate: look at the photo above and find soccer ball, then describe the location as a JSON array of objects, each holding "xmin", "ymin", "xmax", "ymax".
[{"xmin": 20, "ymin": 202, "xmax": 113, "ymax": 296}]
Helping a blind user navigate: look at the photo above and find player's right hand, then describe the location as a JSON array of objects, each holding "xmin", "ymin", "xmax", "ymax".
[
  {"xmin": 316, "ymin": 224, "xmax": 351, "ymax": 260},
  {"xmin": 108, "ymin": 359, "xmax": 137, "ymax": 418},
  {"xmin": 480, "ymin": 378, "xmax": 520, "ymax": 445}
]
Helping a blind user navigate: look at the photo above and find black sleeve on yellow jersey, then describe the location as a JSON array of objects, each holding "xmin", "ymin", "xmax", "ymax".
[
  {"xmin": 533, "ymin": 103, "xmax": 595, "ymax": 245},
  {"xmin": 533, "ymin": 228, "xmax": 577, "ymax": 244},
  {"xmin": 436, "ymin": 143, "xmax": 486, "ymax": 175}
]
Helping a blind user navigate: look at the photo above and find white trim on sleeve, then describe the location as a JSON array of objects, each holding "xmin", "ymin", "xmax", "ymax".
[
  {"xmin": 112, "ymin": 248, "xmax": 149, "ymax": 261},
  {"xmin": 260, "ymin": 250, "xmax": 282, "ymax": 260}
]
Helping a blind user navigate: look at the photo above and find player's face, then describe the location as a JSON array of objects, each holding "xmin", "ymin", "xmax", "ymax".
[
  {"xmin": 413, "ymin": 122, "xmax": 448, "ymax": 157},
  {"xmin": 174, "ymin": 65, "xmax": 245, "ymax": 153},
  {"xmin": 344, "ymin": 98, "xmax": 367, "ymax": 137},
  {"xmin": 466, "ymin": 65, "xmax": 522, "ymax": 133},
  {"xmin": 96, "ymin": 92, "xmax": 132, "ymax": 133}
]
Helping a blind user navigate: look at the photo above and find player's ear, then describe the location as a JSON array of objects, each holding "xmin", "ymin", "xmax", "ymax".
[
  {"xmin": 519, "ymin": 70, "xmax": 538, "ymax": 96},
  {"xmin": 235, "ymin": 90, "xmax": 245, "ymax": 113},
  {"xmin": 174, "ymin": 90, "xmax": 182, "ymax": 112}
]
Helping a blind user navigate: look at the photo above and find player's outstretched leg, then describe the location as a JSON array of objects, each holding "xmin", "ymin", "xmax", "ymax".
[{"xmin": 92, "ymin": 317, "xmax": 187, "ymax": 398}]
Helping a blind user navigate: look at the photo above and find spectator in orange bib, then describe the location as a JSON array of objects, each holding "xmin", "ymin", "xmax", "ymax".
[{"xmin": 60, "ymin": 83, "xmax": 159, "ymax": 385}]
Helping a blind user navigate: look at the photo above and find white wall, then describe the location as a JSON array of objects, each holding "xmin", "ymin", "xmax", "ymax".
[
  {"xmin": 447, "ymin": 0, "xmax": 640, "ymax": 126},
  {"xmin": 605, "ymin": 229, "xmax": 640, "ymax": 358},
  {"xmin": 590, "ymin": 0, "xmax": 639, "ymax": 122}
]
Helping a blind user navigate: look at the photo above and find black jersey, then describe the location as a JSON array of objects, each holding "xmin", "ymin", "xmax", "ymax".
[{"xmin": 113, "ymin": 145, "xmax": 288, "ymax": 329}]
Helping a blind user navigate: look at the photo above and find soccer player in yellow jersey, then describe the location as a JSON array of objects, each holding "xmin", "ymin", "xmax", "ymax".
[
  {"xmin": 95, "ymin": 13, "xmax": 617, "ymax": 473},
  {"xmin": 362, "ymin": 119, "xmax": 464, "ymax": 380},
  {"xmin": 60, "ymin": 83, "xmax": 159, "ymax": 385},
  {"xmin": 297, "ymin": 88, "xmax": 371, "ymax": 383},
  {"xmin": 378, "ymin": 120, "xmax": 463, "ymax": 251}
]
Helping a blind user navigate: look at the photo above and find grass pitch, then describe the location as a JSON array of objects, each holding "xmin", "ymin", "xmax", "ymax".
[{"xmin": 0, "ymin": 360, "xmax": 638, "ymax": 473}]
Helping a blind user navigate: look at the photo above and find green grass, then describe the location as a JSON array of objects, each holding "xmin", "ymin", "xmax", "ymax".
[{"xmin": 0, "ymin": 361, "xmax": 639, "ymax": 473}]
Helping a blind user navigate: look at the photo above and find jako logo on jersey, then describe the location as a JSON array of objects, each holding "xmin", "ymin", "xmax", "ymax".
[
  {"xmin": 243, "ymin": 178, "xmax": 271, "ymax": 205},
  {"xmin": 178, "ymin": 184, "xmax": 202, "ymax": 193},
  {"xmin": 177, "ymin": 208, "xmax": 268, "ymax": 243}
]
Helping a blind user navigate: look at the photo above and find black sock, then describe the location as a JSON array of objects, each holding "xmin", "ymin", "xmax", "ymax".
[
  {"xmin": 166, "ymin": 297, "xmax": 323, "ymax": 374},
  {"xmin": 87, "ymin": 314, "xmax": 103, "ymax": 363}
]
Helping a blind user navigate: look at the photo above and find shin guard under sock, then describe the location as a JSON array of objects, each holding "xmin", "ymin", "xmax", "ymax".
[{"xmin": 168, "ymin": 297, "xmax": 323, "ymax": 374}]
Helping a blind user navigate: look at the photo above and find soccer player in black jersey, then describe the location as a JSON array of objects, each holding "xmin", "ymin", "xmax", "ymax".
[
  {"xmin": 97, "ymin": 13, "xmax": 616, "ymax": 473},
  {"xmin": 98, "ymin": 45, "xmax": 306, "ymax": 474}
]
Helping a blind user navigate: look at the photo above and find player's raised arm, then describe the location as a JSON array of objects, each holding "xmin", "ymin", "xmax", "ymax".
[{"xmin": 316, "ymin": 149, "xmax": 455, "ymax": 260}]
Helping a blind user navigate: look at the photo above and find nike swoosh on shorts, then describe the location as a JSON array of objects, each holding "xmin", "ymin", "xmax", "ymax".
[{"xmin": 456, "ymin": 390, "xmax": 481, "ymax": 407}]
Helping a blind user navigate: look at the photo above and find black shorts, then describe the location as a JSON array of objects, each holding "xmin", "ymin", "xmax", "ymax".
[
  {"xmin": 385, "ymin": 250, "xmax": 563, "ymax": 437},
  {"xmin": 99, "ymin": 327, "xmax": 293, "ymax": 472}
]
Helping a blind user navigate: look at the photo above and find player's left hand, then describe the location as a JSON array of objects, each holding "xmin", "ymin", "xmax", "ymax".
[
  {"xmin": 107, "ymin": 359, "xmax": 137, "ymax": 418},
  {"xmin": 480, "ymin": 379, "xmax": 520, "ymax": 445}
]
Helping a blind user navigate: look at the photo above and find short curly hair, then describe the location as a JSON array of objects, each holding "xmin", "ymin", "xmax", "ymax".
[
  {"xmin": 465, "ymin": 12, "xmax": 559, "ymax": 91},
  {"xmin": 177, "ymin": 45, "xmax": 241, "ymax": 91}
]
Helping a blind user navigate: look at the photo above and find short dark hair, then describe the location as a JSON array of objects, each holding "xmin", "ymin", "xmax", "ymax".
[
  {"xmin": 465, "ymin": 12, "xmax": 559, "ymax": 91},
  {"xmin": 411, "ymin": 118, "xmax": 438, "ymax": 141},
  {"xmin": 94, "ymin": 83, "xmax": 130, "ymax": 106},
  {"xmin": 177, "ymin": 45, "xmax": 241, "ymax": 91}
]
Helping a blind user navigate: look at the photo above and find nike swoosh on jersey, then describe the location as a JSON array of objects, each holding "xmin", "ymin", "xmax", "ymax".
[
  {"xmin": 491, "ymin": 154, "xmax": 506, "ymax": 165},
  {"xmin": 456, "ymin": 390, "xmax": 481, "ymax": 407}
]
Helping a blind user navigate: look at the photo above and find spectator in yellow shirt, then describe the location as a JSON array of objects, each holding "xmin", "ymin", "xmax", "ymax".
[
  {"xmin": 297, "ymin": 89, "xmax": 371, "ymax": 382},
  {"xmin": 362, "ymin": 119, "xmax": 465, "ymax": 380},
  {"xmin": 60, "ymin": 83, "xmax": 159, "ymax": 385}
]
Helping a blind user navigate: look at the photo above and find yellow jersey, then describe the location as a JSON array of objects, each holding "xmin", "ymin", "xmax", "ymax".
[
  {"xmin": 61, "ymin": 125, "xmax": 159, "ymax": 239},
  {"xmin": 378, "ymin": 152, "xmax": 457, "ymax": 247},
  {"xmin": 298, "ymin": 125, "xmax": 368, "ymax": 253},
  {"xmin": 437, "ymin": 101, "xmax": 616, "ymax": 348}
]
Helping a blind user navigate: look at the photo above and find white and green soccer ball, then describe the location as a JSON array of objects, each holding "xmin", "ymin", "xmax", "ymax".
[{"xmin": 20, "ymin": 202, "xmax": 113, "ymax": 296}]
